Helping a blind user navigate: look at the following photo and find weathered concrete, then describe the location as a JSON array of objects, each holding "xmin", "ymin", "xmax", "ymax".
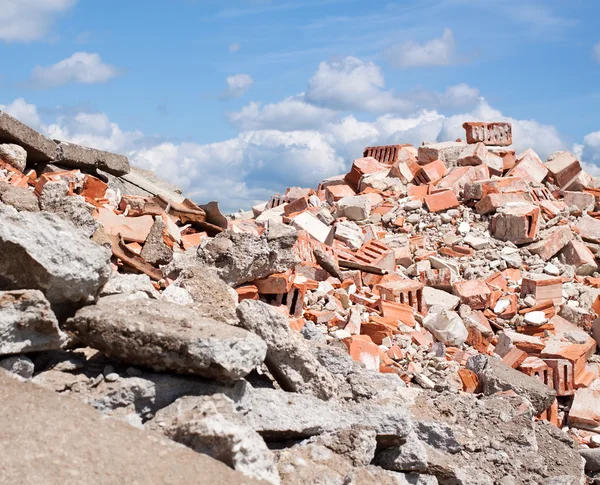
[
  {"xmin": 0, "ymin": 110, "xmax": 56, "ymax": 163},
  {"xmin": 0, "ymin": 181, "xmax": 39, "ymax": 211},
  {"xmin": 55, "ymin": 140, "xmax": 130, "ymax": 176},
  {"xmin": 0, "ymin": 203, "xmax": 111, "ymax": 304},
  {"xmin": 66, "ymin": 298, "xmax": 267, "ymax": 379}
]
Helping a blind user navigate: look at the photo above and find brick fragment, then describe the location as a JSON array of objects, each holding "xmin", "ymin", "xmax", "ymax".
[
  {"xmin": 452, "ymin": 279, "xmax": 491, "ymax": 310},
  {"xmin": 353, "ymin": 239, "xmax": 396, "ymax": 273},
  {"xmin": 501, "ymin": 347, "xmax": 529, "ymax": 368},
  {"xmin": 378, "ymin": 299, "xmax": 415, "ymax": 327},
  {"xmin": 344, "ymin": 157, "xmax": 386, "ymax": 191},
  {"xmin": 325, "ymin": 184, "xmax": 356, "ymax": 204},
  {"xmin": 377, "ymin": 279, "xmax": 423, "ymax": 313},
  {"xmin": 507, "ymin": 149, "xmax": 548, "ymax": 184},
  {"xmin": 545, "ymin": 151, "xmax": 581, "ymax": 188},
  {"xmin": 254, "ymin": 270, "xmax": 294, "ymax": 295},
  {"xmin": 236, "ymin": 285, "xmax": 259, "ymax": 301},
  {"xmin": 521, "ymin": 274, "xmax": 563, "ymax": 304},
  {"xmin": 574, "ymin": 216, "xmax": 600, "ymax": 244},
  {"xmin": 527, "ymin": 225, "xmax": 573, "ymax": 261},
  {"xmin": 414, "ymin": 159, "xmax": 447, "ymax": 185},
  {"xmin": 458, "ymin": 368, "xmax": 479, "ymax": 393},
  {"xmin": 342, "ymin": 335, "xmax": 381, "ymax": 371},
  {"xmin": 464, "ymin": 176, "xmax": 529, "ymax": 202},
  {"xmin": 567, "ymin": 389, "xmax": 600, "ymax": 430},
  {"xmin": 543, "ymin": 358, "xmax": 575, "ymax": 396},
  {"xmin": 363, "ymin": 144, "xmax": 416, "ymax": 165},
  {"xmin": 462, "ymin": 121, "xmax": 512, "ymax": 146},
  {"xmin": 417, "ymin": 141, "xmax": 465, "ymax": 167},
  {"xmin": 457, "ymin": 142, "xmax": 487, "ymax": 166},
  {"xmin": 491, "ymin": 203, "xmax": 540, "ymax": 245},
  {"xmin": 475, "ymin": 192, "xmax": 532, "ymax": 215},
  {"xmin": 424, "ymin": 190, "xmax": 460, "ymax": 213},
  {"xmin": 560, "ymin": 240, "xmax": 598, "ymax": 275}
]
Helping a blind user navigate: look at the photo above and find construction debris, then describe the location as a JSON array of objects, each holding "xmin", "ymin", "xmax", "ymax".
[{"xmin": 4, "ymin": 114, "xmax": 600, "ymax": 483}]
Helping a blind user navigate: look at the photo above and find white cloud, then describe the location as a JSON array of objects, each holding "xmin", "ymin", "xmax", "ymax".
[
  {"xmin": 305, "ymin": 56, "xmax": 478, "ymax": 114},
  {"xmin": 223, "ymin": 74, "xmax": 254, "ymax": 99},
  {"xmin": 594, "ymin": 42, "xmax": 600, "ymax": 63},
  {"xmin": 0, "ymin": 0, "xmax": 76, "ymax": 42},
  {"xmin": 385, "ymin": 28, "xmax": 457, "ymax": 68},
  {"xmin": 228, "ymin": 95, "xmax": 337, "ymax": 131},
  {"xmin": 0, "ymin": 98, "xmax": 42, "ymax": 128},
  {"xmin": 229, "ymin": 43, "xmax": 241, "ymax": 53},
  {"xmin": 306, "ymin": 56, "xmax": 413, "ymax": 113},
  {"xmin": 30, "ymin": 52, "xmax": 119, "ymax": 87}
]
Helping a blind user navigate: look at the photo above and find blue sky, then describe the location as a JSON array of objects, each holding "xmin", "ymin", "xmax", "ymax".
[{"xmin": 1, "ymin": 0, "xmax": 600, "ymax": 211}]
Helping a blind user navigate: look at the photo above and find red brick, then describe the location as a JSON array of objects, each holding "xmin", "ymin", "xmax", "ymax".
[
  {"xmin": 378, "ymin": 299, "xmax": 415, "ymax": 327},
  {"xmin": 377, "ymin": 280, "xmax": 423, "ymax": 313},
  {"xmin": 462, "ymin": 121, "xmax": 512, "ymax": 146},
  {"xmin": 507, "ymin": 149, "xmax": 548, "ymax": 184},
  {"xmin": 181, "ymin": 232, "xmax": 207, "ymax": 250},
  {"xmin": 545, "ymin": 151, "xmax": 581, "ymax": 188},
  {"xmin": 521, "ymin": 274, "xmax": 563, "ymax": 305},
  {"xmin": 414, "ymin": 159, "xmax": 447, "ymax": 185},
  {"xmin": 236, "ymin": 285, "xmax": 259, "ymax": 301},
  {"xmin": 501, "ymin": 347, "xmax": 529, "ymax": 368},
  {"xmin": 527, "ymin": 225, "xmax": 573, "ymax": 261},
  {"xmin": 543, "ymin": 358, "xmax": 575, "ymax": 396},
  {"xmin": 343, "ymin": 335, "xmax": 381, "ymax": 371},
  {"xmin": 363, "ymin": 144, "xmax": 416, "ymax": 165},
  {"xmin": 345, "ymin": 157, "xmax": 387, "ymax": 191},
  {"xmin": 424, "ymin": 190, "xmax": 459, "ymax": 213},
  {"xmin": 453, "ymin": 279, "xmax": 491, "ymax": 310},
  {"xmin": 253, "ymin": 270, "xmax": 294, "ymax": 294},
  {"xmin": 283, "ymin": 196, "xmax": 310, "ymax": 216},
  {"xmin": 475, "ymin": 192, "xmax": 532, "ymax": 215},
  {"xmin": 458, "ymin": 368, "xmax": 479, "ymax": 393},
  {"xmin": 325, "ymin": 184, "xmax": 356, "ymax": 204},
  {"xmin": 491, "ymin": 204, "xmax": 540, "ymax": 244}
]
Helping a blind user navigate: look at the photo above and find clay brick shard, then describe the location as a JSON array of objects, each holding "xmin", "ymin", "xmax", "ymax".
[
  {"xmin": 424, "ymin": 190, "xmax": 460, "ymax": 213},
  {"xmin": 363, "ymin": 144, "xmax": 415, "ymax": 165},
  {"xmin": 452, "ymin": 279, "xmax": 491, "ymax": 310},
  {"xmin": 527, "ymin": 225, "xmax": 573, "ymax": 261},
  {"xmin": 352, "ymin": 240, "xmax": 396, "ymax": 273},
  {"xmin": 376, "ymin": 279, "xmax": 423, "ymax": 313},
  {"xmin": 491, "ymin": 203, "xmax": 540, "ymax": 245},
  {"xmin": 507, "ymin": 149, "xmax": 548, "ymax": 184},
  {"xmin": 413, "ymin": 159, "xmax": 447, "ymax": 185},
  {"xmin": 543, "ymin": 358, "xmax": 575, "ymax": 396},
  {"xmin": 545, "ymin": 151, "xmax": 581, "ymax": 188},
  {"xmin": 574, "ymin": 216, "xmax": 600, "ymax": 244},
  {"xmin": 521, "ymin": 274, "xmax": 563, "ymax": 305},
  {"xmin": 344, "ymin": 157, "xmax": 387, "ymax": 191},
  {"xmin": 462, "ymin": 122, "xmax": 512, "ymax": 146},
  {"xmin": 560, "ymin": 240, "xmax": 598, "ymax": 275},
  {"xmin": 475, "ymin": 192, "xmax": 532, "ymax": 215},
  {"xmin": 464, "ymin": 176, "xmax": 530, "ymax": 202}
]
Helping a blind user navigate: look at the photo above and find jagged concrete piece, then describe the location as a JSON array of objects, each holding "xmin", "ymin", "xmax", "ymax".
[
  {"xmin": 39, "ymin": 180, "xmax": 98, "ymax": 237},
  {"xmin": 0, "ymin": 110, "xmax": 57, "ymax": 163},
  {"xmin": 0, "ymin": 290, "xmax": 66, "ymax": 356},
  {"xmin": 466, "ymin": 354, "xmax": 556, "ymax": 415},
  {"xmin": 197, "ymin": 228, "xmax": 299, "ymax": 287},
  {"xmin": 0, "ymin": 203, "xmax": 111, "ymax": 304},
  {"xmin": 0, "ymin": 181, "xmax": 40, "ymax": 212},
  {"xmin": 0, "ymin": 143, "xmax": 27, "ymax": 171},
  {"xmin": 55, "ymin": 140, "xmax": 130, "ymax": 176},
  {"xmin": 158, "ymin": 395, "xmax": 280, "ymax": 485},
  {"xmin": 140, "ymin": 217, "xmax": 173, "ymax": 266},
  {"xmin": 237, "ymin": 300, "xmax": 339, "ymax": 400},
  {"xmin": 0, "ymin": 370, "xmax": 262, "ymax": 485},
  {"xmin": 66, "ymin": 298, "xmax": 267, "ymax": 380}
]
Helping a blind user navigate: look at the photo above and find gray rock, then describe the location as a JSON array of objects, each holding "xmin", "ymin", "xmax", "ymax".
[
  {"xmin": 376, "ymin": 431, "xmax": 429, "ymax": 473},
  {"xmin": 0, "ymin": 143, "xmax": 27, "ymax": 171},
  {"xmin": 337, "ymin": 194, "xmax": 371, "ymax": 221},
  {"xmin": 65, "ymin": 298, "xmax": 267, "ymax": 379},
  {"xmin": 156, "ymin": 394, "xmax": 280, "ymax": 485},
  {"xmin": 55, "ymin": 140, "xmax": 130, "ymax": 176},
  {"xmin": 304, "ymin": 427, "xmax": 378, "ymax": 467},
  {"xmin": 313, "ymin": 245, "xmax": 344, "ymax": 281},
  {"xmin": 466, "ymin": 354, "xmax": 556, "ymax": 415},
  {"xmin": 0, "ymin": 181, "xmax": 39, "ymax": 211},
  {"xmin": 0, "ymin": 204, "xmax": 111, "ymax": 304},
  {"xmin": 140, "ymin": 217, "xmax": 173, "ymax": 266},
  {"xmin": 161, "ymin": 284, "xmax": 194, "ymax": 305},
  {"xmin": 241, "ymin": 387, "xmax": 412, "ymax": 444},
  {"xmin": 300, "ymin": 320, "xmax": 326, "ymax": 343},
  {"xmin": 579, "ymin": 447, "xmax": 600, "ymax": 472},
  {"xmin": 39, "ymin": 180, "xmax": 98, "ymax": 237},
  {"xmin": 197, "ymin": 228, "xmax": 299, "ymax": 286},
  {"xmin": 0, "ymin": 355, "xmax": 34, "ymax": 379},
  {"xmin": 237, "ymin": 300, "xmax": 339, "ymax": 400},
  {"xmin": 99, "ymin": 272, "xmax": 160, "ymax": 299},
  {"xmin": 0, "ymin": 110, "xmax": 57, "ymax": 163},
  {"xmin": 170, "ymin": 260, "xmax": 237, "ymax": 325},
  {"xmin": 0, "ymin": 290, "xmax": 67, "ymax": 356},
  {"xmin": 0, "ymin": 369, "xmax": 263, "ymax": 485}
]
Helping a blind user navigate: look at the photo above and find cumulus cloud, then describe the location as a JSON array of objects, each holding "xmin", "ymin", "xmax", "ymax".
[
  {"xmin": 594, "ymin": 42, "xmax": 600, "ymax": 64},
  {"xmin": 228, "ymin": 95, "xmax": 337, "ymax": 131},
  {"xmin": 0, "ymin": 98, "xmax": 42, "ymax": 128},
  {"xmin": 30, "ymin": 52, "xmax": 120, "ymax": 87},
  {"xmin": 305, "ymin": 56, "xmax": 478, "ymax": 114},
  {"xmin": 0, "ymin": 0, "xmax": 76, "ymax": 42},
  {"xmin": 385, "ymin": 29, "xmax": 458, "ymax": 68},
  {"xmin": 223, "ymin": 74, "xmax": 254, "ymax": 99}
]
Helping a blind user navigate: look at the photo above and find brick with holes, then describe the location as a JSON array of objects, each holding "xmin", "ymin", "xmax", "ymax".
[
  {"xmin": 491, "ymin": 203, "xmax": 540, "ymax": 245},
  {"xmin": 376, "ymin": 279, "xmax": 424, "ymax": 313},
  {"xmin": 463, "ymin": 121, "xmax": 512, "ymax": 146}
]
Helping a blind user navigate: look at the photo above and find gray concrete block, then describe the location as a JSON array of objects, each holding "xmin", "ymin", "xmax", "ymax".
[
  {"xmin": 0, "ymin": 111, "xmax": 56, "ymax": 163},
  {"xmin": 55, "ymin": 140, "xmax": 130, "ymax": 176}
]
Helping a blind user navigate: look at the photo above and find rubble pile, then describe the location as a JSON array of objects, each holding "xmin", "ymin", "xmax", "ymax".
[{"xmin": 3, "ymin": 109, "xmax": 600, "ymax": 484}]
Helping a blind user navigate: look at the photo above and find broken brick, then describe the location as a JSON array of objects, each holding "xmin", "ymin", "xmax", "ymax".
[{"xmin": 424, "ymin": 190, "xmax": 460, "ymax": 213}]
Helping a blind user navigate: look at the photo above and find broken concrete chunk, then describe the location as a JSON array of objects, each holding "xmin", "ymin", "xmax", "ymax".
[
  {"xmin": 337, "ymin": 194, "xmax": 372, "ymax": 221},
  {"xmin": 418, "ymin": 141, "xmax": 465, "ymax": 167},
  {"xmin": 423, "ymin": 310, "xmax": 468, "ymax": 346},
  {"xmin": 290, "ymin": 211, "xmax": 334, "ymax": 244},
  {"xmin": 0, "ymin": 110, "xmax": 57, "ymax": 163},
  {"xmin": 39, "ymin": 180, "xmax": 98, "ymax": 237},
  {"xmin": 0, "ymin": 355, "xmax": 34, "ymax": 379},
  {"xmin": 0, "ymin": 290, "xmax": 67, "ymax": 356},
  {"xmin": 237, "ymin": 300, "xmax": 339, "ymax": 400},
  {"xmin": 55, "ymin": 140, "xmax": 130, "ymax": 176},
  {"xmin": 0, "ymin": 181, "xmax": 39, "ymax": 212},
  {"xmin": 196, "ymin": 229, "xmax": 299, "ymax": 287},
  {"xmin": 466, "ymin": 354, "xmax": 556, "ymax": 415},
  {"xmin": 0, "ymin": 143, "xmax": 27, "ymax": 171},
  {"xmin": 66, "ymin": 298, "xmax": 267, "ymax": 380},
  {"xmin": 422, "ymin": 286, "xmax": 461, "ymax": 311},
  {"xmin": 140, "ymin": 217, "xmax": 173, "ymax": 266},
  {"xmin": 0, "ymin": 203, "xmax": 111, "ymax": 304},
  {"xmin": 156, "ymin": 395, "xmax": 280, "ymax": 485},
  {"xmin": 99, "ymin": 272, "xmax": 160, "ymax": 299}
]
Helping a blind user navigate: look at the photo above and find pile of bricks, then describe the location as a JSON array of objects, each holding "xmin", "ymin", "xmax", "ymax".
[{"xmin": 3, "ymin": 108, "xmax": 600, "ymax": 453}]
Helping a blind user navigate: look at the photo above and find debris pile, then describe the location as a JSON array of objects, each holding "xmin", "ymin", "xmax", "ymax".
[{"xmin": 2, "ymin": 109, "xmax": 600, "ymax": 483}]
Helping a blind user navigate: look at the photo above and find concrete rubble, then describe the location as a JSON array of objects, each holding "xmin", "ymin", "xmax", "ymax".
[{"xmin": 4, "ymin": 112, "xmax": 600, "ymax": 483}]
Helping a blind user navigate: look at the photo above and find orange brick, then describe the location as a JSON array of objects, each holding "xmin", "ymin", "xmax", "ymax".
[
  {"xmin": 289, "ymin": 317, "xmax": 305, "ymax": 332},
  {"xmin": 325, "ymin": 184, "xmax": 356, "ymax": 203},
  {"xmin": 181, "ymin": 232, "xmax": 206, "ymax": 250},
  {"xmin": 452, "ymin": 279, "xmax": 491, "ymax": 310},
  {"xmin": 343, "ymin": 335, "xmax": 381, "ymax": 371},
  {"xmin": 253, "ymin": 270, "xmax": 294, "ymax": 294},
  {"xmin": 378, "ymin": 299, "xmax": 415, "ymax": 327},
  {"xmin": 458, "ymin": 368, "xmax": 479, "ymax": 393},
  {"xmin": 236, "ymin": 285, "xmax": 259, "ymax": 301},
  {"xmin": 424, "ymin": 190, "xmax": 459, "ymax": 213},
  {"xmin": 501, "ymin": 347, "xmax": 529, "ymax": 368}
]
